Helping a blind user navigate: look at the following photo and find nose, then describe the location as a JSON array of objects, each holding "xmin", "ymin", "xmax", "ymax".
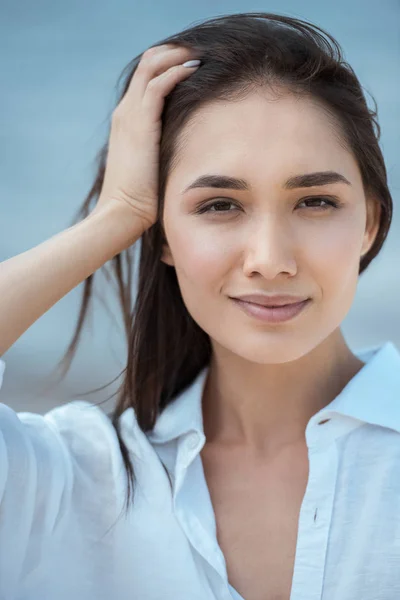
[{"xmin": 242, "ymin": 216, "xmax": 298, "ymax": 279}]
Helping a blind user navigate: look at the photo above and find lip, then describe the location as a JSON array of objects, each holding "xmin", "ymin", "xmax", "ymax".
[
  {"xmin": 231, "ymin": 297, "xmax": 311, "ymax": 323},
  {"xmin": 231, "ymin": 294, "xmax": 309, "ymax": 307}
]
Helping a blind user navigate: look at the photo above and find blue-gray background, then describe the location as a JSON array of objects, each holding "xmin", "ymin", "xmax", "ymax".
[{"xmin": 1, "ymin": 0, "xmax": 399, "ymax": 412}]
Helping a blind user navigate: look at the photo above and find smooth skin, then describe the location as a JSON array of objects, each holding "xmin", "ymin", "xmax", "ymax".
[{"xmin": 0, "ymin": 44, "xmax": 200, "ymax": 356}]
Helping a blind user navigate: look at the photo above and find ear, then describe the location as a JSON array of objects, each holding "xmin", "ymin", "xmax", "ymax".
[
  {"xmin": 160, "ymin": 240, "xmax": 175, "ymax": 267},
  {"xmin": 360, "ymin": 197, "xmax": 381, "ymax": 258}
]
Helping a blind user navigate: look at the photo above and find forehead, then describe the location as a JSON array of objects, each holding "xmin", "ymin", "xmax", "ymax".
[{"xmin": 169, "ymin": 90, "xmax": 360, "ymax": 188}]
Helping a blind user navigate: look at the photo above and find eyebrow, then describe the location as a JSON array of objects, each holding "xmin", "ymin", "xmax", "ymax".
[{"xmin": 181, "ymin": 170, "xmax": 352, "ymax": 194}]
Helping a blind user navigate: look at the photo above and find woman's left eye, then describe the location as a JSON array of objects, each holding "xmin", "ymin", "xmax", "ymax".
[{"xmin": 297, "ymin": 197, "xmax": 339, "ymax": 210}]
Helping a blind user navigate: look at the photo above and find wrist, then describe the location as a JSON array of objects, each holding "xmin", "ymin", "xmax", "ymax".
[{"xmin": 87, "ymin": 199, "xmax": 147, "ymax": 254}]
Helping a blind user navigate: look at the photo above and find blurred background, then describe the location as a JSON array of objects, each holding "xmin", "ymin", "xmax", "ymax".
[{"xmin": 1, "ymin": 0, "xmax": 399, "ymax": 413}]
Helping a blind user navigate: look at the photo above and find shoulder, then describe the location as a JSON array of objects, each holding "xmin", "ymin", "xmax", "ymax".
[
  {"xmin": 45, "ymin": 399, "xmax": 149, "ymax": 464},
  {"xmin": 0, "ymin": 400, "xmax": 138, "ymax": 514},
  {"xmin": 0, "ymin": 399, "xmax": 121, "ymax": 463},
  {"xmin": 43, "ymin": 400, "xmax": 124, "ymax": 474}
]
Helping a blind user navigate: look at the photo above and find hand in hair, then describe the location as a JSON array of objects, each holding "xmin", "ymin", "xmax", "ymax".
[{"xmin": 94, "ymin": 43, "xmax": 202, "ymax": 235}]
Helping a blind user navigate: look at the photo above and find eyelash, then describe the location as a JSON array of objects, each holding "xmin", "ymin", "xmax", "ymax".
[{"xmin": 196, "ymin": 196, "xmax": 340, "ymax": 215}]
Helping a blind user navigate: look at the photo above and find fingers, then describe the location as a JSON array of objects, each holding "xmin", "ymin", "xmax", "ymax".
[
  {"xmin": 137, "ymin": 43, "xmax": 197, "ymax": 83},
  {"xmin": 141, "ymin": 60, "xmax": 200, "ymax": 123},
  {"xmin": 114, "ymin": 44, "xmax": 201, "ymax": 116}
]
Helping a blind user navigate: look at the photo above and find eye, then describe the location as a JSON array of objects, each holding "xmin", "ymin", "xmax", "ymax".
[
  {"xmin": 196, "ymin": 199, "xmax": 239, "ymax": 214},
  {"xmin": 297, "ymin": 196, "xmax": 340, "ymax": 211}
]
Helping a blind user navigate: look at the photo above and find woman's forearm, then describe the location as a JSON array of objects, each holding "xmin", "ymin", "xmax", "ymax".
[{"xmin": 0, "ymin": 202, "xmax": 144, "ymax": 356}]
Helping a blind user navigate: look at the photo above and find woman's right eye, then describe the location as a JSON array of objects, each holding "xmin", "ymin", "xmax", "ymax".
[{"xmin": 196, "ymin": 199, "xmax": 239, "ymax": 214}]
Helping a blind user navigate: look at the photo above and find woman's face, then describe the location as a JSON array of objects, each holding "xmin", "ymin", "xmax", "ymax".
[{"xmin": 161, "ymin": 90, "xmax": 379, "ymax": 364}]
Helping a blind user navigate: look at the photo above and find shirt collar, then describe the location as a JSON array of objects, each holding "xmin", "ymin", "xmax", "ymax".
[
  {"xmin": 322, "ymin": 340, "xmax": 400, "ymax": 433},
  {"xmin": 146, "ymin": 341, "xmax": 400, "ymax": 446},
  {"xmin": 146, "ymin": 365, "xmax": 209, "ymax": 445}
]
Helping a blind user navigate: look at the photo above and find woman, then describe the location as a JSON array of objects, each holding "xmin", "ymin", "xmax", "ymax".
[{"xmin": 0, "ymin": 11, "xmax": 397, "ymax": 600}]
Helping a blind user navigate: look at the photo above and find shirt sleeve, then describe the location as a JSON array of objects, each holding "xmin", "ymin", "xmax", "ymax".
[
  {"xmin": 0, "ymin": 357, "xmax": 74, "ymax": 598},
  {"xmin": 0, "ymin": 357, "xmax": 130, "ymax": 598}
]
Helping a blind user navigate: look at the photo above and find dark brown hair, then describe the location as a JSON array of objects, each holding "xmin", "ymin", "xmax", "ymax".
[{"xmin": 55, "ymin": 12, "xmax": 393, "ymax": 511}]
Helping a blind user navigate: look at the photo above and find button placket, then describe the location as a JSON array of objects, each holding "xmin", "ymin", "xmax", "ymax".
[
  {"xmin": 173, "ymin": 436, "xmax": 232, "ymax": 596},
  {"xmin": 290, "ymin": 437, "xmax": 339, "ymax": 600}
]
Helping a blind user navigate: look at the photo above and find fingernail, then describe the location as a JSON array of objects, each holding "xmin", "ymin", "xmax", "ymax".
[{"xmin": 182, "ymin": 59, "xmax": 201, "ymax": 68}]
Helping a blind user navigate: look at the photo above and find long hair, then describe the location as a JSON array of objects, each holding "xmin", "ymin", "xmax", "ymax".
[{"xmin": 54, "ymin": 12, "xmax": 393, "ymax": 511}]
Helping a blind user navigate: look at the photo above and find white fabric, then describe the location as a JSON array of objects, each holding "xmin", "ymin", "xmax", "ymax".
[{"xmin": 1, "ymin": 341, "xmax": 400, "ymax": 599}]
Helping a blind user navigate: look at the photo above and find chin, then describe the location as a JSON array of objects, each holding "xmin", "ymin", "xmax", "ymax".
[{"xmin": 224, "ymin": 335, "xmax": 312, "ymax": 365}]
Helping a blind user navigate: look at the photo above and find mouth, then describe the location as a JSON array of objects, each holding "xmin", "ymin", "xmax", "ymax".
[{"xmin": 231, "ymin": 297, "xmax": 311, "ymax": 324}]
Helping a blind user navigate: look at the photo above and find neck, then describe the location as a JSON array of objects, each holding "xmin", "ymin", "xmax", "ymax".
[{"xmin": 201, "ymin": 328, "xmax": 364, "ymax": 456}]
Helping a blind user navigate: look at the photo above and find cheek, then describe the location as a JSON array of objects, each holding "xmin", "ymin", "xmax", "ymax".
[
  {"xmin": 304, "ymin": 215, "xmax": 363, "ymax": 305},
  {"xmin": 172, "ymin": 226, "xmax": 232, "ymax": 290},
  {"xmin": 168, "ymin": 225, "xmax": 236, "ymax": 334}
]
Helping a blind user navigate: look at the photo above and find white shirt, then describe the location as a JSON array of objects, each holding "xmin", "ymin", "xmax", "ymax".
[{"xmin": 1, "ymin": 340, "xmax": 400, "ymax": 600}]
